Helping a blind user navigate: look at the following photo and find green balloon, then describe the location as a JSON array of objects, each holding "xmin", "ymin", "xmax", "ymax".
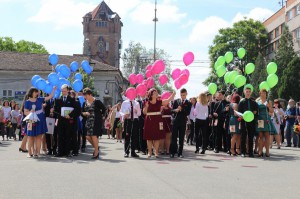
[
  {"xmin": 216, "ymin": 65, "xmax": 226, "ymax": 77},
  {"xmin": 208, "ymin": 83, "xmax": 217, "ymax": 95},
  {"xmin": 243, "ymin": 111, "xmax": 254, "ymax": 122},
  {"xmin": 244, "ymin": 84, "xmax": 254, "ymax": 92},
  {"xmin": 267, "ymin": 74, "xmax": 278, "ymax": 88},
  {"xmin": 217, "ymin": 56, "xmax": 226, "ymax": 66},
  {"xmin": 224, "ymin": 72, "xmax": 231, "ymax": 84},
  {"xmin": 237, "ymin": 48, "xmax": 246, "ymax": 59},
  {"xmin": 225, "ymin": 52, "xmax": 234, "ymax": 64},
  {"xmin": 229, "ymin": 71, "xmax": 239, "ymax": 84},
  {"xmin": 234, "ymin": 75, "xmax": 246, "ymax": 88},
  {"xmin": 259, "ymin": 81, "xmax": 270, "ymax": 91},
  {"xmin": 245, "ymin": 63, "xmax": 255, "ymax": 75},
  {"xmin": 267, "ymin": 62, "xmax": 278, "ymax": 75}
]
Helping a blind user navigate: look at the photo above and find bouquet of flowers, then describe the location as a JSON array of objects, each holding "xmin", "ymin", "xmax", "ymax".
[
  {"xmin": 3, "ymin": 119, "xmax": 12, "ymax": 128},
  {"xmin": 22, "ymin": 105, "xmax": 39, "ymax": 124},
  {"xmin": 294, "ymin": 124, "xmax": 300, "ymax": 134}
]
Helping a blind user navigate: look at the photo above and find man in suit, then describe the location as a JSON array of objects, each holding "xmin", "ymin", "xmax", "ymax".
[
  {"xmin": 170, "ymin": 88, "xmax": 192, "ymax": 158},
  {"xmin": 44, "ymin": 97, "xmax": 55, "ymax": 155},
  {"xmin": 54, "ymin": 84, "xmax": 80, "ymax": 157},
  {"xmin": 137, "ymin": 95, "xmax": 147, "ymax": 155}
]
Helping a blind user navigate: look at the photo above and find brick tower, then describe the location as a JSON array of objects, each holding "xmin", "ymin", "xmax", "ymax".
[{"xmin": 82, "ymin": 1, "xmax": 122, "ymax": 68}]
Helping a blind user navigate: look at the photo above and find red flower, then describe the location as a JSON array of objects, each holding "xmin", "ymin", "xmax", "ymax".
[{"xmin": 238, "ymin": 118, "xmax": 242, "ymax": 122}]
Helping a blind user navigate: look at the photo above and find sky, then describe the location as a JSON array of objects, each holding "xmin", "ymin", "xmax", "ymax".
[{"xmin": 0, "ymin": 0, "xmax": 280, "ymax": 98}]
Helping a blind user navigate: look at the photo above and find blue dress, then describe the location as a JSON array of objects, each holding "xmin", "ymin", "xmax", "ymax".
[
  {"xmin": 24, "ymin": 97, "xmax": 48, "ymax": 136},
  {"xmin": 228, "ymin": 104, "xmax": 240, "ymax": 134}
]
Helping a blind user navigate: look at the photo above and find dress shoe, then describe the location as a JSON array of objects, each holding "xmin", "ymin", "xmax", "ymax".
[
  {"xmin": 249, "ymin": 154, "xmax": 254, "ymax": 158},
  {"xmin": 178, "ymin": 154, "xmax": 184, "ymax": 158},
  {"xmin": 131, "ymin": 153, "xmax": 139, "ymax": 158},
  {"xmin": 54, "ymin": 153, "xmax": 64, "ymax": 157},
  {"xmin": 170, "ymin": 154, "xmax": 175, "ymax": 158},
  {"xmin": 214, "ymin": 149, "xmax": 219, "ymax": 153},
  {"xmin": 19, "ymin": 148, "xmax": 28, "ymax": 153},
  {"xmin": 195, "ymin": 150, "xmax": 199, "ymax": 154},
  {"xmin": 47, "ymin": 151, "xmax": 53, "ymax": 155},
  {"xmin": 286, "ymin": 144, "xmax": 291, "ymax": 147},
  {"xmin": 241, "ymin": 154, "xmax": 246, "ymax": 158},
  {"xmin": 124, "ymin": 153, "xmax": 129, "ymax": 158},
  {"xmin": 200, "ymin": 150, "xmax": 206, "ymax": 154},
  {"xmin": 72, "ymin": 153, "xmax": 78, "ymax": 156},
  {"xmin": 141, "ymin": 151, "xmax": 146, "ymax": 155},
  {"xmin": 81, "ymin": 148, "xmax": 86, "ymax": 152},
  {"xmin": 52, "ymin": 151, "xmax": 57, "ymax": 155}
]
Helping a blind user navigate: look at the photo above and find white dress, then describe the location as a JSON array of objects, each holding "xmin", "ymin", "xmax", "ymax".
[{"xmin": 272, "ymin": 108, "xmax": 284, "ymax": 134}]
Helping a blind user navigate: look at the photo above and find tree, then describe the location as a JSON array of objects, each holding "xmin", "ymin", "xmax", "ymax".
[
  {"xmin": 251, "ymin": 53, "xmax": 268, "ymax": 98},
  {"xmin": 204, "ymin": 19, "xmax": 268, "ymax": 92},
  {"xmin": 278, "ymin": 57, "xmax": 300, "ymax": 100},
  {"xmin": 122, "ymin": 41, "xmax": 173, "ymax": 93},
  {"xmin": 0, "ymin": 37, "xmax": 48, "ymax": 54}
]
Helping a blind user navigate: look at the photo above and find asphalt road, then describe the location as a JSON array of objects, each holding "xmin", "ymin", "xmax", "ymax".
[{"xmin": 0, "ymin": 138, "xmax": 299, "ymax": 199}]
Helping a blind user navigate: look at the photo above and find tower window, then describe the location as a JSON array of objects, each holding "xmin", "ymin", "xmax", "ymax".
[{"xmin": 96, "ymin": 21, "xmax": 108, "ymax": 27}]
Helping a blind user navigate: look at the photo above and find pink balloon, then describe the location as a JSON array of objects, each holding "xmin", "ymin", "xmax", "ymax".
[
  {"xmin": 174, "ymin": 78, "xmax": 182, "ymax": 90},
  {"xmin": 183, "ymin": 52, "xmax": 194, "ymax": 66},
  {"xmin": 136, "ymin": 84, "xmax": 147, "ymax": 96},
  {"xmin": 181, "ymin": 69, "xmax": 190, "ymax": 77},
  {"xmin": 136, "ymin": 74, "xmax": 144, "ymax": 84},
  {"xmin": 145, "ymin": 70, "xmax": 152, "ymax": 78},
  {"xmin": 147, "ymin": 77, "xmax": 154, "ymax": 88},
  {"xmin": 152, "ymin": 60, "xmax": 165, "ymax": 75},
  {"xmin": 179, "ymin": 74, "xmax": 189, "ymax": 85},
  {"xmin": 161, "ymin": 91, "xmax": 171, "ymax": 100},
  {"xmin": 172, "ymin": 68, "xmax": 181, "ymax": 80},
  {"xmin": 142, "ymin": 80, "xmax": 147, "ymax": 85},
  {"xmin": 159, "ymin": 74, "xmax": 168, "ymax": 86},
  {"xmin": 146, "ymin": 64, "xmax": 152, "ymax": 71},
  {"xmin": 126, "ymin": 87, "xmax": 136, "ymax": 100},
  {"xmin": 128, "ymin": 74, "xmax": 137, "ymax": 85}
]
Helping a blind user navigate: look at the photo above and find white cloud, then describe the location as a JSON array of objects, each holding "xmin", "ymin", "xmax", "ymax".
[{"xmin": 233, "ymin": 7, "xmax": 274, "ymax": 23}]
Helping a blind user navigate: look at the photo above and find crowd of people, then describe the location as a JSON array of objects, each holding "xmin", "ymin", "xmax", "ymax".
[{"xmin": 1, "ymin": 84, "xmax": 300, "ymax": 160}]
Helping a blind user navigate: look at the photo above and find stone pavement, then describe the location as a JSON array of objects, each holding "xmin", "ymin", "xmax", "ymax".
[{"xmin": 0, "ymin": 138, "xmax": 300, "ymax": 199}]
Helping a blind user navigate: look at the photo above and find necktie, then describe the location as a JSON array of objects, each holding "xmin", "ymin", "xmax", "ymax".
[
  {"xmin": 130, "ymin": 101, "xmax": 134, "ymax": 120},
  {"xmin": 63, "ymin": 96, "xmax": 66, "ymax": 102}
]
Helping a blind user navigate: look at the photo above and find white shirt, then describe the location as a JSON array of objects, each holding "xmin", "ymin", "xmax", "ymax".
[
  {"xmin": 189, "ymin": 105, "xmax": 196, "ymax": 121},
  {"xmin": 120, "ymin": 100, "xmax": 141, "ymax": 119},
  {"xmin": 3, "ymin": 106, "xmax": 11, "ymax": 119},
  {"xmin": 115, "ymin": 110, "xmax": 121, "ymax": 118},
  {"xmin": 195, "ymin": 102, "xmax": 208, "ymax": 120}
]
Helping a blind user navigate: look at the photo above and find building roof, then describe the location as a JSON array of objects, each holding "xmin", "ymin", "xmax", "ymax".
[
  {"xmin": 0, "ymin": 51, "xmax": 119, "ymax": 72},
  {"xmin": 91, "ymin": 1, "xmax": 116, "ymax": 19}
]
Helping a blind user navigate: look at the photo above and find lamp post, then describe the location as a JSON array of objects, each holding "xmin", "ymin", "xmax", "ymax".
[{"xmin": 153, "ymin": 0, "xmax": 158, "ymax": 61}]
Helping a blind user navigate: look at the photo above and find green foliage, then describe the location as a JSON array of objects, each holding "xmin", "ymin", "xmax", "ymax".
[
  {"xmin": 0, "ymin": 37, "xmax": 48, "ymax": 54},
  {"xmin": 251, "ymin": 53, "xmax": 268, "ymax": 97},
  {"xmin": 278, "ymin": 57, "xmax": 300, "ymax": 100}
]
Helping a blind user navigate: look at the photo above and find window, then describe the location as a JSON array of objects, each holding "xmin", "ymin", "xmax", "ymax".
[
  {"xmin": 269, "ymin": 31, "xmax": 274, "ymax": 41},
  {"xmin": 275, "ymin": 27, "xmax": 280, "ymax": 37},
  {"xmin": 269, "ymin": 43, "xmax": 274, "ymax": 53},
  {"xmin": 288, "ymin": 10, "xmax": 293, "ymax": 20},
  {"xmin": 296, "ymin": 28, "xmax": 300, "ymax": 39},
  {"xmin": 296, "ymin": 5, "xmax": 300, "ymax": 15},
  {"xmin": 2, "ymin": 90, "xmax": 13, "ymax": 97},
  {"xmin": 275, "ymin": 40, "xmax": 279, "ymax": 50},
  {"xmin": 96, "ymin": 21, "xmax": 108, "ymax": 27}
]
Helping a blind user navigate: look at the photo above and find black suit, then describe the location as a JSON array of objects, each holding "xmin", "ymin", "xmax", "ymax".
[
  {"xmin": 213, "ymin": 100, "xmax": 229, "ymax": 151},
  {"xmin": 137, "ymin": 99, "xmax": 147, "ymax": 153},
  {"xmin": 170, "ymin": 98, "xmax": 192, "ymax": 156},
  {"xmin": 44, "ymin": 99, "xmax": 55, "ymax": 154},
  {"xmin": 54, "ymin": 95, "xmax": 80, "ymax": 156}
]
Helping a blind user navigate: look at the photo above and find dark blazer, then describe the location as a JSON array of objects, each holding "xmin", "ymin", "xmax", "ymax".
[
  {"xmin": 213, "ymin": 99, "xmax": 229, "ymax": 121},
  {"xmin": 44, "ymin": 98, "xmax": 55, "ymax": 118},
  {"xmin": 54, "ymin": 95, "xmax": 80, "ymax": 119},
  {"xmin": 172, "ymin": 98, "xmax": 192, "ymax": 123}
]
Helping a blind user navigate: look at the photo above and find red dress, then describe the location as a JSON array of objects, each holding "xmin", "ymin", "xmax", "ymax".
[
  {"xmin": 162, "ymin": 107, "xmax": 172, "ymax": 133},
  {"xmin": 143, "ymin": 100, "xmax": 165, "ymax": 140}
]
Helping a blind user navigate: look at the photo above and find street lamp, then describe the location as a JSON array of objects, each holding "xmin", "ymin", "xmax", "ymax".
[{"xmin": 153, "ymin": 0, "xmax": 158, "ymax": 61}]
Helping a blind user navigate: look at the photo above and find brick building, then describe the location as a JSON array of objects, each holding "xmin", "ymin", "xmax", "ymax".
[
  {"xmin": 82, "ymin": 1, "xmax": 122, "ymax": 68},
  {"xmin": 263, "ymin": 0, "xmax": 300, "ymax": 60}
]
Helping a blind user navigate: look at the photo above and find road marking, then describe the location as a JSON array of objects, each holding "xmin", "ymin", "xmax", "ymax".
[{"xmin": 203, "ymin": 166, "xmax": 219, "ymax": 169}]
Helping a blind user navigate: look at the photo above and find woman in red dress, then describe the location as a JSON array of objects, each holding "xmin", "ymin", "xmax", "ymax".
[
  {"xmin": 143, "ymin": 89, "xmax": 176, "ymax": 158},
  {"xmin": 160, "ymin": 103, "xmax": 173, "ymax": 155}
]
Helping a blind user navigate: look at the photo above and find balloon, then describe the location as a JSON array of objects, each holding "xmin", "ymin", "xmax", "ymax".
[
  {"xmin": 216, "ymin": 65, "xmax": 226, "ymax": 77},
  {"xmin": 159, "ymin": 74, "xmax": 168, "ymax": 86},
  {"xmin": 244, "ymin": 84, "xmax": 254, "ymax": 92},
  {"xmin": 48, "ymin": 54, "xmax": 59, "ymax": 65},
  {"xmin": 48, "ymin": 72, "xmax": 59, "ymax": 86},
  {"xmin": 60, "ymin": 64, "xmax": 71, "ymax": 78},
  {"xmin": 146, "ymin": 65, "xmax": 152, "ymax": 71},
  {"xmin": 208, "ymin": 83, "xmax": 217, "ymax": 95},
  {"xmin": 234, "ymin": 75, "xmax": 246, "ymax": 88},
  {"xmin": 216, "ymin": 56, "xmax": 226, "ymax": 66},
  {"xmin": 136, "ymin": 74, "xmax": 144, "ymax": 84},
  {"xmin": 145, "ymin": 70, "xmax": 152, "ymax": 78},
  {"xmin": 55, "ymin": 64, "xmax": 61, "ymax": 73},
  {"xmin": 53, "ymin": 89, "xmax": 61, "ymax": 99},
  {"xmin": 161, "ymin": 91, "xmax": 171, "ymax": 100},
  {"xmin": 172, "ymin": 68, "xmax": 181, "ymax": 80},
  {"xmin": 58, "ymin": 78, "xmax": 69, "ymax": 89},
  {"xmin": 70, "ymin": 61, "xmax": 79, "ymax": 72},
  {"xmin": 225, "ymin": 52, "xmax": 233, "ymax": 64},
  {"xmin": 224, "ymin": 72, "xmax": 231, "ymax": 84},
  {"xmin": 267, "ymin": 62, "xmax": 278, "ymax": 75},
  {"xmin": 36, "ymin": 78, "xmax": 47, "ymax": 90},
  {"xmin": 243, "ymin": 111, "xmax": 254, "ymax": 122},
  {"xmin": 183, "ymin": 51, "xmax": 194, "ymax": 66},
  {"xmin": 179, "ymin": 74, "xmax": 189, "ymax": 85},
  {"xmin": 85, "ymin": 66, "xmax": 92, "ymax": 75},
  {"xmin": 259, "ymin": 81, "xmax": 270, "ymax": 91},
  {"xmin": 81, "ymin": 60, "xmax": 89, "ymax": 68},
  {"xmin": 245, "ymin": 63, "xmax": 255, "ymax": 75},
  {"xmin": 125, "ymin": 87, "xmax": 136, "ymax": 100},
  {"xmin": 214, "ymin": 62, "xmax": 223, "ymax": 71},
  {"xmin": 147, "ymin": 77, "xmax": 155, "ymax": 88},
  {"xmin": 128, "ymin": 74, "xmax": 137, "ymax": 85},
  {"xmin": 229, "ymin": 71, "xmax": 239, "ymax": 84},
  {"xmin": 73, "ymin": 80, "xmax": 84, "ymax": 92},
  {"xmin": 181, "ymin": 69, "xmax": 190, "ymax": 77},
  {"xmin": 75, "ymin": 73, "xmax": 83, "ymax": 81},
  {"xmin": 267, "ymin": 74, "xmax": 279, "ymax": 88},
  {"xmin": 31, "ymin": 75, "xmax": 41, "ymax": 87},
  {"xmin": 136, "ymin": 84, "xmax": 147, "ymax": 96},
  {"xmin": 44, "ymin": 83, "xmax": 53, "ymax": 94},
  {"xmin": 152, "ymin": 60, "xmax": 165, "ymax": 74},
  {"xmin": 237, "ymin": 48, "xmax": 246, "ymax": 59},
  {"xmin": 78, "ymin": 96, "xmax": 85, "ymax": 107},
  {"xmin": 174, "ymin": 78, "xmax": 182, "ymax": 90}
]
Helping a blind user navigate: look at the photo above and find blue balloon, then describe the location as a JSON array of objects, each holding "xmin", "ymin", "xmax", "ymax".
[
  {"xmin": 49, "ymin": 54, "xmax": 59, "ymax": 65},
  {"xmin": 55, "ymin": 64, "xmax": 62, "ymax": 73},
  {"xmin": 70, "ymin": 61, "xmax": 79, "ymax": 72},
  {"xmin": 31, "ymin": 75, "xmax": 41, "ymax": 87},
  {"xmin": 78, "ymin": 96, "xmax": 85, "ymax": 107},
  {"xmin": 81, "ymin": 60, "xmax": 89, "ymax": 68},
  {"xmin": 74, "ymin": 73, "xmax": 82, "ymax": 80},
  {"xmin": 44, "ymin": 83, "xmax": 53, "ymax": 94},
  {"xmin": 36, "ymin": 78, "xmax": 47, "ymax": 90},
  {"xmin": 54, "ymin": 89, "xmax": 61, "ymax": 99},
  {"xmin": 60, "ymin": 64, "xmax": 71, "ymax": 78},
  {"xmin": 58, "ymin": 78, "xmax": 66, "ymax": 89},
  {"xmin": 85, "ymin": 66, "xmax": 92, "ymax": 75},
  {"xmin": 73, "ymin": 80, "xmax": 83, "ymax": 92},
  {"xmin": 48, "ymin": 72, "xmax": 59, "ymax": 86}
]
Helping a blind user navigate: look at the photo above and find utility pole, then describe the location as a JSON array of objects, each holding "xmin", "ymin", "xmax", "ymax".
[{"xmin": 153, "ymin": 0, "xmax": 158, "ymax": 61}]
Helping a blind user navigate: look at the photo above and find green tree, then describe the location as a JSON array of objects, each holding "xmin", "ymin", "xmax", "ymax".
[
  {"xmin": 0, "ymin": 37, "xmax": 48, "ymax": 54},
  {"xmin": 278, "ymin": 57, "xmax": 300, "ymax": 100},
  {"xmin": 122, "ymin": 41, "xmax": 173, "ymax": 93},
  {"xmin": 251, "ymin": 53, "xmax": 268, "ymax": 98},
  {"xmin": 204, "ymin": 19, "xmax": 268, "ymax": 93}
]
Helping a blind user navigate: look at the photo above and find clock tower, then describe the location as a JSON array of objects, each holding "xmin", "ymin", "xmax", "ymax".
[{"xmin": 82, "ymin": 1, "xmax": 122, "ymax": 68}]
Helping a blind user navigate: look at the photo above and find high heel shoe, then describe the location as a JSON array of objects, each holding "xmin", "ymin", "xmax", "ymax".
[
  {"xmin": 92, "ymin": 152, "xmax": 99, "ymax": 159},
  {"xmin": 19, "ymin": 148, "xmax": 28, "ymax": 153},
  {"xmin": 258, "ymin": 153, "xmax": 264, "ymax": 157},
  {"xmin": 265, "ymin": 153, "xmax": 270, "ymax": 157},
  {"xmin": 229, "ymin": 148, "xmax": 236, "ymax": 156}
]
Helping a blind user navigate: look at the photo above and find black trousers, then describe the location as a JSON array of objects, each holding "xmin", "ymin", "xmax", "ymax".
[
  {"xmin": 70, "ymin": 126, "xmax": 78, "ymax": 154},
  {"xmin": 57, "ymin": 118, "xmax": 72, "ymax": 155},
  {"xmin": 195, "ymin": 119, "xmax": 208, "ymax": 151},
  {"xmin": 187, "ymin": 119, "xmax": 195, "ymax": 144},
  {"xmin": 124, "ymin": 119, "xmax": 139, "ymax": 155},
  {"xmin": 215, "ymin": 120, "xmax": 225, "ymax": 151},
  {"xmin": 170, "ymin": 121, "xmax": 186, "ymax": 155},
  {"xmin": 240, "ymin": 121, "xmax": 255, "ymax": 155},
  {"xmin": 138, "ymin": 118, "xmax": 147, "ymax": 152},
  {"xmin": 224, "ymin": 120, "xmax": 231, "ymax": 151},
  {"xmin": 46, "ymin": 133, "xmax": 53, "ymax": 152}
]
